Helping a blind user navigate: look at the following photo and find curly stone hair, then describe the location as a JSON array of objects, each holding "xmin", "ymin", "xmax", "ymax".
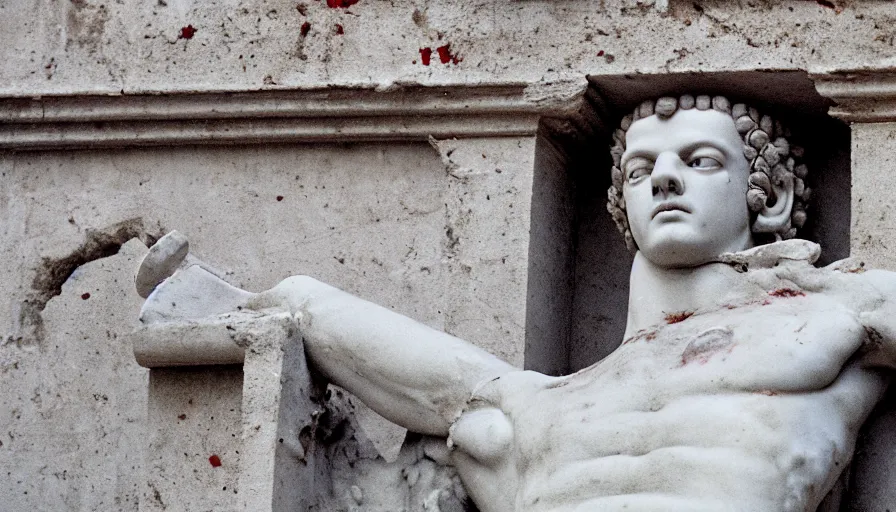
[{"xmin": 607, "ymin": 94, "xmax": 811, "ymax": 253}]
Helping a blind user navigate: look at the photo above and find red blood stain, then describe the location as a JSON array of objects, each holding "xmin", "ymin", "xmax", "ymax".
[
  {"xmin": 428, "ymin": 44, "xmax": 461, "ymax": 65},
  {"xmin": 335, "ymin": 24, "xmax": 344, "ymax": 35},
  {"xmin": 326, "ymin": 0, "xmax": 359, "ymax": 7},
  {"xmin": 597, "ymin": 50, "xmax": 605, "ymax": 56},
  {"xmin": 81, "ymin": 292, "xmax": 91, "ymax": 300},
  {"xmin": 664, "ymin": 311, "xmax": 694, "ymax": 324},
  {"xmin": 436, "ymin": 44, "xmax": 451, "ymax": 64},
  {"xmin": 769, "ymin": 288, "xmax": 805, "ymax": 298},
  {"xmin": 180, "ymin": 25, "xmax": 196, "ymax": 39},
  {"xmin": 622, "ymin": 328, "xmax": 658, "ymax": 345},
  {"xmin": 209, "ymin": 455, "xmax": 222, "ymax": 467},
  {"xmin": 178, "ymin": 414, "xmax": 187, "ymax": 420},
  {"xmin": 276, "ymin": 195, "xmax": 284, "ymax": 201},
  {"xmin": 419, "ymin": 47, "xmax": 432, "ymax": 65},
  {"xmin": 300, "ymin": 21, "xmax": 311, "ymax": 36}
]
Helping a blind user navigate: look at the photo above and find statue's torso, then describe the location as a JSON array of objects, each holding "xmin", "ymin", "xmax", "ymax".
[{"xmin": 451, "ymin": 281, "xmax": 888, "ymax": 512}]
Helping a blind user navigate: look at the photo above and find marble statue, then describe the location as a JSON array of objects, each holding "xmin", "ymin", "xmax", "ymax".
[{"xmin": 138, "ymin": 95, "xmax": 896, "ymax": 511}]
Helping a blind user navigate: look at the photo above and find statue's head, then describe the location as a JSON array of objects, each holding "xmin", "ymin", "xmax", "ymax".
[{"xmin": 607, "ymin": 95, "xmax": 811, "ymax": 268}]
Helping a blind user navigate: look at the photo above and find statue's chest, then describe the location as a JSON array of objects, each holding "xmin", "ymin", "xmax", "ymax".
[
  {"xmin": 500, "ymin": 293, "xmax": 866, "ymax": 443},
  {"xmin": 599, "ymin": 293, "xmax": 864, "ymax": 393}
]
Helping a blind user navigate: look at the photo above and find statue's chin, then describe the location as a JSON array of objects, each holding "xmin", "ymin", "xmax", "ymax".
[
  {"xmin": 637, "ymin": 240, "xmax": 724, "ymax": 269},
  {"xmin": 634, "ymin": 227, "xmax": 755, "ymax": 270}
]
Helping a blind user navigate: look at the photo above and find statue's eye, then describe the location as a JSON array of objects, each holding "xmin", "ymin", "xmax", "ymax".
[
  {"xmin": 625, "ymin": 157, "xmax": 653, "ymax": 183},
  {"xmin": 688, "ymin": 157, "xmax": 722, "ymax": 170}
]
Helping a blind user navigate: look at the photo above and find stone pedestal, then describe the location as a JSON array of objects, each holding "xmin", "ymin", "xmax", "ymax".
[{"xmin": 132, "ymin": 311, "xmax": 323, "ymax": 512}]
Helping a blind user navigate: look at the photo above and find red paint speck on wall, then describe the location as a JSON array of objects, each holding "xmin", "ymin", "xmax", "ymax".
[
  {"xmin": 436, "ymin": 44, "xmax": 452, "ymax": 64},
  {"xmin": 335, "ymin": 24, "xmax": 344, "ymax": 35},
  {"xmin": 435, "ymin": 44, "xmax": 461, "ymax": 65},
  {"xmin": 81, "ymin": 292, "xmax": 91, "ymax": 300},
  {"xmin": 180, "ymin": 25, "xmax": 196, "ymax": 39},
  {"xmin": 419, "ymin": 47, "xmax": 432, "ymax": 66},
  {"xmin": 209, "ymin": 455, "xmax": 222, "ymax": 467},
  {"xmin": 326, "ymin": 0, "xmax": 359, "ymax": 7},
  {"xmin": 419, "ymin": 45, "xmax": 460, "ymax": 66},
  {"xmin": 300, "ymin": 22, "xmax": 311, "ymax": 36}
]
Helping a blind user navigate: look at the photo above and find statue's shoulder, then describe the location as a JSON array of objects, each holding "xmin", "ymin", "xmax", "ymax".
[
  {"xmin": 718, "ymin": 240, "xmax": 896, "ymax": 304},
  {"xmin": 469, "ymin": 370, "xmax": 554, "ymax": 408},
  {"xmin": 829, "ymin": 261, "xmax": 896, "ymax": 298},
  {"xmin": 816, "ymin": 255, "xmax": 896, "ymax": 314}
]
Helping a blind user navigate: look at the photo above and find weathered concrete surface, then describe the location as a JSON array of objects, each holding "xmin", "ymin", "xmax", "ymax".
[
  {"xmin": 144, "ymin": 365, "xmax": 243, "ymax": 511},
  {"xmin": 846, "ymin": 121, "xmax": 896, "ymax": 512},
  {"xmin": 429, "ymin": 136, "xmax": 535, "ymax": 365},
  {"xmin": 1, "ymin": 1, "xmax": 895, "ymax": 96},
  {"xmin": 0, "ymin": 142, "xmax": 531, "ymax": 359},
  {"xmin": 0, "ymin": 239, "xmax": 148, "ymax": 510},
  {"xmin": 0, "ymin": 139, "xmax": 533, "ymax": 508},
  {"xmin": 850, "ymin": 122, "xmax": 896, "ymax": 269}
]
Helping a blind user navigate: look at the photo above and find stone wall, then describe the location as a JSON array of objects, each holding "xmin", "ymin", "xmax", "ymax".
[{"xmin": 2, "ymin": 1, "xmax": 895, "ymax": 95}]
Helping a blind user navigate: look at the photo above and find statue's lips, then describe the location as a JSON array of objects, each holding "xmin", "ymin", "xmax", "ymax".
[{"xmin": 652, "ymin": 201, "xmax": 692, "ymax": 219}]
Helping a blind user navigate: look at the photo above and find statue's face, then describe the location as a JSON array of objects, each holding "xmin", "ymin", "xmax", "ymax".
[{"xmin": 621, "ymin": 108, "xmax": 753, "ymax": 268}]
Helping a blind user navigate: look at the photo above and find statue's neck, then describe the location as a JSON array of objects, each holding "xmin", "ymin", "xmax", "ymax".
[{"xmin": 624, "ymin": 252, "xmax": 743, "ymax": 338}]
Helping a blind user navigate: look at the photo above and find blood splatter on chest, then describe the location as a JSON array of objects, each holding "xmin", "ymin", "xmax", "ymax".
[{"xmin": 602, "ymin": 292, "xmax": 865, "ymax": 395}]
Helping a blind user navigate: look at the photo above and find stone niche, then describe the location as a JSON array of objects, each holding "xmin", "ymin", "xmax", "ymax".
[{"xmin": 524, "ymin": 70, "xmax": 852, "ymax": 376}]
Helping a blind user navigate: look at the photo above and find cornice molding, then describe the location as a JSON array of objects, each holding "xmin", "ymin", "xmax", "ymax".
[
  {"xmin": 812, "ymin": 69, "xmax": 896, "ymax": 123},
  {"xmin": 0, "ymin": 83, "xmax": 586, "ymax": 150}
]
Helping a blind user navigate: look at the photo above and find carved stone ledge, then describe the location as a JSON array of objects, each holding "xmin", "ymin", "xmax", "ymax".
[
  {"xmin": 813, "ymin": 69, "xmax": 896, "ymax": 123},
  {"xmin": 0, "ymin": 82, "xmax": 586, "ymax": 150},
  {"xmin": 132, "ymin": 312, "xmax": 254, "ymax": 367},
  {"xmin": 133, "ymin": 311, "xmax": 323, "ymax": 512}
]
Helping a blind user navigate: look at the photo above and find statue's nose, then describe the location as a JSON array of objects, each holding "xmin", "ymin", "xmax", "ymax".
[{"xmin": 651, "ymin": 152, "xmax": 684, "ymax": 197}]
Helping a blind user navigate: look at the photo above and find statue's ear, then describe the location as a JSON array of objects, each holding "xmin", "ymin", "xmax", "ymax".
[{"xmin": 752, "ymin": 173, "xmax": 794, "ymax": 234}]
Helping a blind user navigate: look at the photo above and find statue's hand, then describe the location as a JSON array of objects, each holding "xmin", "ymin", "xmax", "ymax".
[
  {"xmin": 136, "ymin": 231, "xmax": 255, "ymax": 324},
  {"xmin": 135, "ymin": 231, "xmax": 190, "ymax": 299}
]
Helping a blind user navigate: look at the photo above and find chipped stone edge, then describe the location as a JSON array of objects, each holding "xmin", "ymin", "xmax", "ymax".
[
  {"xmin": 131, "ymin": 310, "xmax": 291, "ymax": 368},
  {"xmin": 813, "ymin": 68, "xmax": 896, "ymax": 123}
]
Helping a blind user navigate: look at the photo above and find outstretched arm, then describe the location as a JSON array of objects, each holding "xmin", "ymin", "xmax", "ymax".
[{"xmin": 249, "ymin": 276, "xmax": 516, "ymax": 437}]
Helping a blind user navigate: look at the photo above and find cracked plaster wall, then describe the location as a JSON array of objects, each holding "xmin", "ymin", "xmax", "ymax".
[
  {"xmin": 1, "ymin": 0, "xmax": 895, "ymax": 96},
  {"xmin": 0, "ymin": 140, "xmax": 533, "ymax": 509}
]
